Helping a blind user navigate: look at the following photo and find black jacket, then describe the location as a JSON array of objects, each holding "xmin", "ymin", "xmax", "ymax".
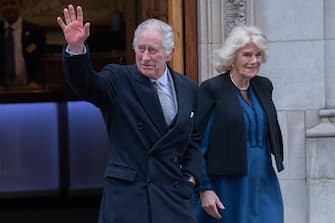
[
  {"xmin": 0, "ymin": 20, "xmax": 46, "ymax": 86},
  {"xmin": 196, "ymin": 72, "xmax": 284, "ymax": 176}
]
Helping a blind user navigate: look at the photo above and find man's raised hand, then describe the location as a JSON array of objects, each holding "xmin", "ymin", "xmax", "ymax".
[{"xmin": 56, "ymin": 5, "xmax": 90, "ymax": 54}]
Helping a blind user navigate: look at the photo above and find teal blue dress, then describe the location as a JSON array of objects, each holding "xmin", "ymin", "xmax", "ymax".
[{"xmin": 193, "ymin": 87, "xmax": 284, "ymax": 223}]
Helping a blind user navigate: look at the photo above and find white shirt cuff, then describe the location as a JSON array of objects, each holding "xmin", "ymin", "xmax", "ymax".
[{"xmin": 65, "ymin": 45, "xmax": 87, "ymax": 55}]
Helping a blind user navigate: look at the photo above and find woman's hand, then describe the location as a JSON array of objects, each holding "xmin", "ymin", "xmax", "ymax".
[
  {"xmin": 56, "ymin": 4, "xmax": 90, "ymax": 54},
  {"xmin": 200, "ymin": 190, "xmax": 225, "ymax": 219}
]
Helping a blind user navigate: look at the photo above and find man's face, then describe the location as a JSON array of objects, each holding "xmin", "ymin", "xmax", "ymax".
[
  {"xmin": 0, "ymin": 0, "xmax": 22, "ymax": 24},
  {"xmin": 134, "ymin": 28, "xmax": 173, "ymax": 80}
]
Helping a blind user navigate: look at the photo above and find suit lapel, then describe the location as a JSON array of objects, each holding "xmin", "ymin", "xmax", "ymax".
[
  {"xmin": 171, "ymin": 71, "xmax": 188, "ymax": 127},
  {"xmin": 148, "ymin": 69, "xmax": 188, "ymax": 152},
  {"xmin": 132, "ymin": 67, "xmax": 168, "ymax": 134}
]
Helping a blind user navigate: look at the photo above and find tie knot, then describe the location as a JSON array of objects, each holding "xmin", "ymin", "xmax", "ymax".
[
  {"xmin": 7, "ymin": 26, "xmax": 14, "ymax": 32},
  {"xmin": 153, "ymin": 80, "xmax": 169, "ymax": 95},
  {"xmin": 156, "ymin": 80, "xmax": 167, "ymax": 87},
  {"xmin": 152, "ymin": 80, "xmax": 162, "ymax": 89}
]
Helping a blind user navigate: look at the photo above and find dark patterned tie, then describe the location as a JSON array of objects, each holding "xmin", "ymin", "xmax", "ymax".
[{"xmin": 4, "ymin": 26, "xmax": 15, "ymax": 81}]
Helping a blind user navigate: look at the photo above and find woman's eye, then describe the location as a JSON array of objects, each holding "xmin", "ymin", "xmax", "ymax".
[{"xmin": 243, "ymin": 53, "xmax": 252, "ymax": 58}]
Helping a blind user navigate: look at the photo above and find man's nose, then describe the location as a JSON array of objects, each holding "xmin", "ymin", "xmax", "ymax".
[{"xmin": 142, "ymin": 49, "xmax": 151, "ymax": 60}]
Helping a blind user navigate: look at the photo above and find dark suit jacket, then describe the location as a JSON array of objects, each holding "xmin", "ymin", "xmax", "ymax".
[
  {"xmin": 0, "ymin": 20, "xmax": 46, "ymax": 86},
  {"xmin": 63, "ymin": 50, "xmax": 202, "ymax": 223},
  {"xmin": 197, "ymin": 72, "xmax": 284, "ymax": 176}
]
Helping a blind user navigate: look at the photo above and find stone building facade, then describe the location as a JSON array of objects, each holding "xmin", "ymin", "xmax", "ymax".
[{"xmin": 197, "ymin": 0, "xmax": 335, "ymax": 222}]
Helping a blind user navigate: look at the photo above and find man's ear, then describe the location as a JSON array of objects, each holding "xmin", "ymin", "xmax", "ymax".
[{"xmin": 166, "ymin": 47, "xmax": 174, "ymax": 61}]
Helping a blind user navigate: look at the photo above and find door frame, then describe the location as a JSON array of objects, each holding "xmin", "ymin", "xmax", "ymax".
[
  {"xmin": 183, "ymin": 0, "xmax": 198, "ymax": 82},
  {"xmin": 168, "ymin": 0, "xmax": 198, "ymax": 82}
]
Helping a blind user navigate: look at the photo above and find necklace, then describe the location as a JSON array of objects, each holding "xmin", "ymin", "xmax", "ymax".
[{"xmin": 229, "ymin": 74, "xmax": 249, "ymax": 91}]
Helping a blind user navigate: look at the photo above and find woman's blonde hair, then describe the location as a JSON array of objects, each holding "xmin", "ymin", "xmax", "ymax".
[{"xmin": 214, "ymin": 25, "xmax": 268, "ymax": 73}]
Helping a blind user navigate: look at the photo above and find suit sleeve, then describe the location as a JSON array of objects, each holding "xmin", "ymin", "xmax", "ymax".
[{"xmin": 62, "ymin": 45, "xmax": 120, "ymax": 108}]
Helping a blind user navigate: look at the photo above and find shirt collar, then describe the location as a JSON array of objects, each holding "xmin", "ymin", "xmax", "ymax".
[
  {"xmin": 151, "ymin": 66, "xmax": 169, "ymax": 86},
  {"xmin": 5, "ymin": 16, "xmax": 22, "ymax": 30}
]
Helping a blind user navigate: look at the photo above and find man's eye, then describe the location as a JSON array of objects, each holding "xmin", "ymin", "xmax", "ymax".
[
  {"xmin": 138, "ymin": 47, "xmax": 145, "ymax": 52},
  {"xmin": 148, "ymin": 48, "xmax": 157, "ymax": 54}
]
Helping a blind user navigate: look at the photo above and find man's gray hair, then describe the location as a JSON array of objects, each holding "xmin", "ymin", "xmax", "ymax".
[{"xmin": 133, "ymin": 18, "xmax": 174, "ymax": 56}]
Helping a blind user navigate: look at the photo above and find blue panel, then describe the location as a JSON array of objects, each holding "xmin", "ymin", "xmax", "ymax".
[
  {"xmin": 0, "ymin": 103, "xmax": 59, "ymax": 192},
  {"xmin": 68, "ymin": 101, "xmax": 108, "ymax": 189}
]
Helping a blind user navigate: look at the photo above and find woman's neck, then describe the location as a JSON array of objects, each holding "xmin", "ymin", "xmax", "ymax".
[{"xmin": 229, "ymin": 71, "xmax": 250, "ymax": 91}]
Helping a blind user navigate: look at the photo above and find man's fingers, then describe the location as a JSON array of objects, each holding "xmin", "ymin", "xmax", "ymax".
[
  {"xmin": 59, "ymin": 5, "xmax": 85, "ymax": 31},
  {"xmin": 64, "ymin": 8, "xmax": 71, "ymax": 25},
  {"xmin": 84, "ymin": 22, "xmax": 90, "ymax": 37},
  {"xmin": 56, "ymin": 17, "xmax": 66, "ymax": 30},
  {"xmin": 76, "ymin": 6, "xmax": 84, "ymax": 25},
  {"xmin": 68, "ymin": 4, "xmax": 76, "ymax": 23}
]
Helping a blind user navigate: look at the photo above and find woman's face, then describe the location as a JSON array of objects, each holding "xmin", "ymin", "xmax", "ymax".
[{"xmin": 232, "ymin": 43, "xmax": 264, "ymax": 79}]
